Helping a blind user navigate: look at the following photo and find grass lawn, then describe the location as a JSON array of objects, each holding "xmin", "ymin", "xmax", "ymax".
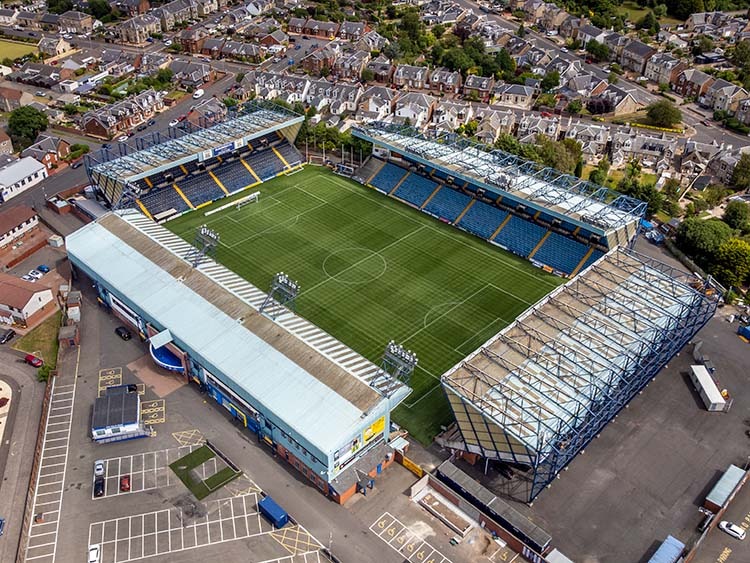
[
  {"xmin": 618, "ymin": 1, "xmax": 683, "ymax": 25},
  {"xmin": 166, "ymin": 90, "xmax": 186, "ymax": 101},
  {"xmin": 165, "ymin": 167, "xmax": 562, "ymax": 443},
  {"xmin": 169, "ymin": 445, "xmax": 239, "ymax": 500},
  {"xmin": 0, "ymin": 39, "xmax": 37, "ymax": 59},
  {"xmin": 13, "ymin": 310, "xmax": 62, "ymax": 368}
]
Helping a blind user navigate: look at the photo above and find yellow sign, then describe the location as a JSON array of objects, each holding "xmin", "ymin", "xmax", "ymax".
[
  {"xmin": 363, "ymin": 416, "xmax": 386, "ymax": 443},
  {"xmin": 401, "ymin": 456, "xmax": 424, "ymax": 478}
]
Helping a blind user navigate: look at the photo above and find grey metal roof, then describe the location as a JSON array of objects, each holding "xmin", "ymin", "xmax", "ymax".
[
  {"xmin": 0, "ymin": 157, "xmax": 44, "ymax": 187},
  {"xmin": 92, "ymin": 390, "xmax": 139, "ymax": 429}
]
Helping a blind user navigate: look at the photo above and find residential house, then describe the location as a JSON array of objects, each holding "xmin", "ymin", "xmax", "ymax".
[
  {"xmin": 672, "ymin": 68, "xmax": 714, "ymax": 99},
  {"xmin": 118, "ymin": 14, "xmax": 161, "ymax": 45},
  {"xmin": 463, "ymin": 75, "xmax": 494, "ymax": 102},
  {"xmin": 610, "ymin": 128, "xmax": 676, "ymax": 170},
  {"xmin": 365, "ymin": 55, "xmax": 394, "ymax": 83},
  {"xmin": 392, "ymin": 92, "xmax": 436, "ymax": 128},
  {"xmin": 576, "ymin": 24, "xmax": 606, "ymax": 48},
  {"xmin": 0, "ymin": 132, "xmax": 12, "ymax": 155},
  {"xmin": 218, "ymin": 41, "xmax": 261, "ymax": 63},
  {"xmin": 357, "ymin": 85, "xmax": 398, "ymax": 122},
  {"xmin": 559, "ymin": 15, "xmax": 581, "ymax": 39},
  {"xmin": 492, "ymin": 83, "xmax": 535, "ymax": 109},
  {"xmin": 679, "ymin": 139, "xmax": 721, "ymax": 177},
  {"xmin": 429, "ymin": 67, "xmax": 462, "ymax": 95},
  {"xmin": 81, "ymin": 89, "xmax": 164, "ymax": 138},
  {"xmin": 657, "ymin": 31, "xmax": 688, "ymax": 50},
  {"xmin": 244, "ymin": 0, "xmax": 272, "ymax": 16},
  {"xmin": 302, "ymin": 19, "xmax": 339, "ymax": 39},
  {"xmin": 0, "ymin": 272, "xmax": 55, "ymax": 327},
  {"xmin": 357, "ymin": 30, "xmax": 387, "ymax": 52},
  {"xmin": 541, "ymin": 4, "xmax": 569, "ymax": 31},
  {"xmin": 0, "ymin": 205, "xmax": 39, "ymax": 249},
  {"xmin": 620, "ymin": 40, "xmax": 656, "ymax": 74},
  {"xmin": 393, "ymin": 64, "xmax": 429, "ymax": 89},
  {"xmin": 474, "ymin": 106, "xmax": 516, "ymax": 143},
  {"xmin": 59, "ymin": 10, "xmax": 94, "ymax": 34},
  {"xmin": 644, "ymin": 53, "xmax": 687, "ymax": 86},
  {"xmin": 16, "ymin": 11, "xmax": 41, "ymax": 29},
  {"xmin": 109, "ymin": 0, "xmax": 151, "ymax": 17},
  {"xmin": 430, "ymin": 101, "xmax": 472, "ymax": 131},
  {"xmin": 0, "ymin": 9, "xmax": 18, "ymax": 26},
  {"xmin": 180, "ymin": 27, "xmax": 209, "ymax": 53},
  {"xmin": 333, "ymin": 50, "xmax": 370, "ymax": 80},
  {"xmin": 516, "ymin": 113, "xmax": 560, "ymax": 143},
  {"xmin": 260, "ymin": 29, "xmax": 288, "ymax": 47},
  {"xmin": 153, "ymin": 0, "xmax": 199, "ymax": 31},
  {"xmin": 521, "ymin": 0, "xmax": 546, "ymax": 22},
  {"xmin": 242, "ymin": 71, "xmax": 309, "ymax": 104},
  {"xmin": 306, "ymin": 80, "xmax": 362, "ymax": 114},
  {"xmin": 301, "ymin": 46, "xmax": 338, "ymax": 76},
  {"xmin": 518, "ymin": 47, "xmax": 553, "ymax": 72},
  {"xmin": 287, "ymin": 17, "xmax": 306, "ymax": 34},
  {"xmin": 590, "ymin": 84, "xmax": 640, "ymax": 116},
  {"xmin": 564, "ymin": 118, "xmax": 608, "ymax": 162},
  {"xmin": 21, "ymin": 134, "xmax": 70, "ymax": 170},
  {"xmin": 169, "ymin": 59, "xmax": 213, "ymax": 88},
  {"xmin": 712, "ymin": 148, "xmax": 747, "ymax": 185},
  {"xmin": 602, "ymin": 32, "xmax": 630, "ymax": 61},
  {"xmin": 38, "ymin": 37, "xmax": 71, "ymax": 58},
  {"xmin": 685, "ymin": 11, "xmax": 730, "ymax": 32},
  {"xmin": 186, "ymin": 97, "xmax": 227, "ymax": 126},
  {"xmin": 0, "ymin": 86, "xmax": 33, "ymax": 111},
  {"xmin": 39, "ymin": 13, "xmax": 61, "ymax": 32},
  {"xmin": 0, "ymin": 157, "xmax": 48, "ymax": 203},
  {"xmin": 700, "ymin": 79, "xmax": 748, "ymax": 114},
  {"xmin": 338, "ymin": 21, "xmax": 367, "ymax": 41},
  {"xmin": 736, "ymin": 98, "xmax": 750, "ymax": 126},
  {"xmin": 195, "ymin": 0, "xmax": 218, "ymax": 17},
  {"xmin": 559, "ymin": 73, "xmax": 607, "ymax": 99}
]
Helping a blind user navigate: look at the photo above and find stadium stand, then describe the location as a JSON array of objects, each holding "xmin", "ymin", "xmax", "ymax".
[
  {"xmin": 578, "ymin": 248, "xmax": 605, "ymax": 272},
  {"xmin": 277, "ymin": 143, "xmax": 303, "ymax": 167},
  {"xmin": 138, "ymin": 185, "xmax": 191, "ymax": 217},
  {"xmin": 177, "ymin": 174, "xmax": 225, "ymax": 206},
  {"xmin": 247, "ymin": 147, "xmax": 286, "ymax": 181},
  {"xmin": 393, "ymin": 173, "xmax": 439, "ymax": 207},
  {"xmin": 213, "ymin": 160, "xmax": 256, "ymax": 193},
  {"xmin": 493, "ymin": 215, "xmax": 547, "ymax": 257},
  {"xmin": 424, "ymin": 186, "xmax": 472, "ymax": 223},
  {"xmin": 370, "ymin": 162, "xmax": 408, "ymax": 194},
  {"xmin": 456, "ymin": 200, "xmax": 508, "ymax": 239},
  {"xmin": 531, "ymin": 231, "xmax": 591, "ymax": 275},
  {"xmin": 250, "ymin": 131, "xmax": 283, "ymax": 149}
]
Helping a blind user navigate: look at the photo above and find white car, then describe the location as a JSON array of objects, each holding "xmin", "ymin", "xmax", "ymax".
[
  {"xmin": 27, "ymin": 270, "xmax": 43, "ymax": 280},
  {"xmin": 117, "ymin": 135, "xmax": 129, "ymax": 143},
  {"xmin": 88, "ymin": 544, "xmax": 100, "ymax": 563},
  {"xmin": 20, "ymin": 275, "xmax": 36, "ymax": 283},
  {"xmin": 169, "ymin": 119, "xmax": 180, "ymax": 127},
  {"xmin": 192, "ymin": 88, "xmax": 205, "ymax": 100},
  {"xmin": 164, "ymin": 39, "xmax": 172, "ymax": 46},
  {"xmin": 719, "ymin": 521, "xmax": 746, "ymax": 540},
  {"xmin": 93, "ymin": 460, "xmax": 105, "ymax": 478},
  {"xmin": 560, "ymin": 47, "xmax": 568, "ymax": 53}
]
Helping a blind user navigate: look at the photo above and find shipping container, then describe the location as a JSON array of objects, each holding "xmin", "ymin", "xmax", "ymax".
[{"xmin": 258, "ymin": 496, "xmax": 288, "ymax": 528}]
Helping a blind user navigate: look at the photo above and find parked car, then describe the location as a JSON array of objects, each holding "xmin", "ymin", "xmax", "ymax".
[
  {"xmin": 148, "ymin": 119, "xmax": 156, "ymax": 126},
  {"xmin": 136, "ymin": 124, "xmax": 147, "ymax": 131},
  {"xmin": 28, "ymin": 269, "xmax": 43, "ymax": 280},
  {"xmin": 169, "ymin": 119, "xmax": 179, "ymax": 127},
  {"xmin": 0, "ymin": 517, "xmax": 5, "ymax": 536},
  {"xmin": 560, "ymin": 47, "xmax": 568, "ymax": 53},
  {"xmin": 93, "ymin": 476, "xmax": 105, "ymax": 497},
  {"xmin": 192, "ymin": 88, "xmax": 205, "ymax": 99},
  {"xmin": 164, "ymin": 39, "xmax": 172, "ymax": 46},
  {"xmin": 24, "ymin": 354, "xmax": 43, "ymax": 368},
  {"xmin": 115, "ymin": 326, "xmax": 132, "ymax": 341},
  {"xmin": 120, "ymin": 474, "xmax": 131, "ymax": 492},
  {"xmin": 88, "ymin": 544, "xmax": 100, "ymax": 563},
  {"xmin": 94, "ymin": 460, "xmax": 105, "ymax": 478},
  {"xmin": 36, "ymin": 264, "xmax": 50, "ymax": 273},
  {"xmin": 719, "ymin": 521, "xmax": 746, "ymax": 540},
  {"xmin": 20, "ymin": 274, "xmax": 36, "ymax": 283},
  {"xmin": 117, "ymin": 135, "xmax": 129, "ymax": 143},
  {"xmin": 70, "ymin": 158, "xmax": 83, "ymax": 169},
  {"xmin": 0, "ymin": 328, "xmax": 16, "ymax": 344}
]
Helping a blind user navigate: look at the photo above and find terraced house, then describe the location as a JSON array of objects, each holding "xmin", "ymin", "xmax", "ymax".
[{"xmin": 82, "ymin": 89, "xmax": 164, "ymax": 139}]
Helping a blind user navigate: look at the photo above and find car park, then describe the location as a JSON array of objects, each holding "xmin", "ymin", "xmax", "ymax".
[
  {"xmin": 115, "ymin": 326, "xmax": 132, "ymax": 340},
  {"xmin": 0, "ymin": 328, "xmax": 16, "ymax": 344},
  {"xmin": 94, "ymin": 460, "xmax": 105, "ymax": 478},
  {"xmin": 719, "ymin": 521, "xmax": 746, "ymax": 540},
  {"xmin": 120, "ymin": 474, "xmax": 131, "ymax": 492},
  {"xmin": 28, "ymin": 269, "xmax": 43, "ymax": 280},
  {"xmin": 88, "ymin": 544, "xmax": 100, "ymax": 563},
  {"xmin": 24, "ymin": 354, "xmax": 43, "ymax": 368}
]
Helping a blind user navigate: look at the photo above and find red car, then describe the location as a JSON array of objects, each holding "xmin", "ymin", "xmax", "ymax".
[
  {"xmin": 540, "ymin": 111, "xmax": 553, "ymax": 118},
  {"xmin": 24, "ymin": 354, "xmax": 43, "ymax": 368},
  {"xmin": 119, "ymin": 475, "xmax": 131, "ymax": 492}
]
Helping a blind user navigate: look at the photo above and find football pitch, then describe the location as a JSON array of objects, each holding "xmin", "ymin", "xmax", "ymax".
[{"xmin": 166, "ymin": 166, "xmax": 562, "ymax": 442}]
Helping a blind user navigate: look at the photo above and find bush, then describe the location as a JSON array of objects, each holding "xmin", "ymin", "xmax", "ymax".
[{"xmin": 37, "ymin": 364, "xmax": 52, "ymax": 382}]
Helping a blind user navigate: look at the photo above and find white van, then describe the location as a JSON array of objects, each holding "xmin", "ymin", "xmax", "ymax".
[{"xmin": 192, "ymin": 89, "xmax": 205, "ymax": 99}]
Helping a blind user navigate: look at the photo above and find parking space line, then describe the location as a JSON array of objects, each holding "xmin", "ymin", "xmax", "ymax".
[{"xmin": 370, "ymin": 512, "xmax": 453, "ymax": 563}]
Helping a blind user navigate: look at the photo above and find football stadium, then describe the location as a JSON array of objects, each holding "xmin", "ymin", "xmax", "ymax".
[{"xmin": 71, "ymin": 103, "xmax": 721, "ymax": 505}]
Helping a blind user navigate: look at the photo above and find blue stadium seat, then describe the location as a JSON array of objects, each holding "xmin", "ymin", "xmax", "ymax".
[
  {"xmin": 536, "ymin": 211, "xmax": 555, "ymax": 224},
  {"xmin": 493, "ymin": 216, "xmax": 547, "ymax": 257},
  {"xmin": 178, "ymin": 174, "xmax": 225, "ymax": 207},
  {"xmin": 213, "ymin": 160, "xmax": 255, "ymax": 193},
  {"xmin": 245, "ymin": 148, "xmax": 285, "ymax": 181},
  {"xmin": 532, "ymin": 231, "xmax": 591, "ymax": 275},
  {"xmin": 560, "ymin": 221, "xmax": 576, "ymax": 233},
  {"xmin": 250, "ymin": 131, "xmax": 282, "ymax": 149},
  {"xmin": 393, "ymin": 174, "xmax": 438, "ymax": 207},
  {"xmin": 370, "ymin": 163, "xmax": 407, "ymax": 194},
  {"xmin": 139, "ymin": 185, "xmax": 190, "ymax": 217},
  {"xmin": 277, "ymin": 143, "xmax": 303, "ymax": 167},
  {"xmin": 458, "ymin": 200, "xmax": 508, "ymax": 239},
  {"xmin": 580, "ymin": 249, "xmax": 605, "ymax": 272},
  {"xmin": 423, "ymin": 187, "xmax": 472, "ymax": 222}
]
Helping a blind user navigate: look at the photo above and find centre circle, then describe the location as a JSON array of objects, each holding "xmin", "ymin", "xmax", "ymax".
[{"xmin": 322, "ymin": 247, "xmax": 387, "ymax": 285}]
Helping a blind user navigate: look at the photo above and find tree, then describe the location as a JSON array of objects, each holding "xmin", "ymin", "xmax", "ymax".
[
  {"xmin": 7, "ymin": 106, "xmax": 48, "ymax": 149},
  {"xmin": 585, "ymin": 39, "xmax": 610, "ymax": 62},
  {"xmin": 653, "ymin": 4, "xmax": 667, "ymax": 17},
  {"xmin": 235, "ymin": 72, "xmax": 245, "ymax": 83},
  {"xmin": 723, "ymin": 200, "xmax": 750, "ymax": 230},
  {"xmin": 703, "ymin": 183, "xmax": 729, "ymax": 208},
  {"xmin": 646, "ymin": 99, "xmax": 682, "ymax": 127},
  {"xmin": 567, "ymin": 99, "xmax": 583, "ymax": 114},
  {"xmin": 732, "ymin": 153, "xmax": 750, "ymax": 190},
  {"xmin": 637, "ymin": 11, "xmax": 659, "ymax": 35},
  {"xmin": 361, "ymin": 67, "xmax": 374, "ymax": 82},
  {"xmin": 432, "ymin": 24, "xmax": 446, "ymax": 40},
  {"xmin": 608, "ymin": 71, "xmax": 619, "ymax": 84},
  {"xmin": 713, "ymin": 238, "xmax": 750, "ymax": 287},
  {"xmin": 88, "ymin": 0, "xmax": 112, "ymax": 20},
  {"xmin": 692, "ymin": 35, "xmax": 714, "ymax": 56},
  {"xmin": 732, "ymin": 39, "xmax": 750, "ymax": 68},
  {"xmin": 540, "ymin": 71, "xmax": 560, "ymax": 93},
  {"xmin": 574, "ymin": 159, "xmax": 583, "ymax": 178},
  {"xmin": 589, "ymin": 157, "xmax": 610, "ymax": 185},
  {"xmin": 47, "ymin": 0, "xmax": 73, "ymax": 13},
  {"xmin": 663, "ymin": 178, "xmax": 681, "ymax": 201},
  {"xmin": 676, "ymin": 218, "xmax": 733, "ymax": 265},
  {"xmin": 517, "ymin": 23, "xmax": 526, "ymax": 37}
]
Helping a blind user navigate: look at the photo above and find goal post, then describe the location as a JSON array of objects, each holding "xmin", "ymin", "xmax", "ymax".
[{"xmin": 236, "ymin": 191, "xmax": 260, "ymax": 210}]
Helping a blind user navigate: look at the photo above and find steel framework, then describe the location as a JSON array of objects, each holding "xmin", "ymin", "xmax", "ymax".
[
  {"xmin": 352, "ymin": 123, "xmax": 646, "ymax": 237},
  {"xmin": 442, "ymin": 247, "xmax": 720, "ymax": 503},
  {"xmin": 259, "ymin": 272, "xmax": 300, "ymax": 320}
]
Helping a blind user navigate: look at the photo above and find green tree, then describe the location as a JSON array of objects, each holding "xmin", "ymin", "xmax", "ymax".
[
  {"xmin": 47, "ymin": 0, "xmax": 73, "ymax": 13},
  {"xmin": 692, "ymin": 35, "xmax": 714, "ymax": 56},
  {"xmin": 536, "ymin": 136, "xmax": 582, "ymax": 175},
  {"xmin": 432, "ymin": 23, "xmax": 446, "ymax": 40},
  {"xmin": 574, "ymin": 159, "xmax": 583, "ymax": 178},
  {"xmin": 723, "ymin": 200, "xmax": 750, "ymax": 230},
  {"xmin": 7, "ymin": 106, "xmax": 48, "ymax": 149},
  {"xmin": 653, "ymin": 4, "xmax": 667, "ymax": 17},
  {"xmin": 637, "ymin": 11, "xmax": 659, "ymax": 34},
  {"xmin": 732, "ymin": 39, "xmax": 750, "ymax": 68},
  {"xmin": 567, "ymin": 99, "xmax": 583, "ymax": 114},
  {"xmin": 713, "ymin": 238, "xmax": 750, "ymax": 287},
  {"xmin": 676, "ymin": 218, "xmax": 733, "ymax": 265},
  {"xmin": 646, "ymin": 99, "xmax": 682, "ymax": 127},
  {"xmin": 588, "ymin": 157, "xmax": 610, "ymax": 185},
  {"xmin": 585, "ymin": 39, "xmax": 610, "ymax": 62},
  {"xmin": 703, "ymin": 183, "xmax": 729, "ymax": 208},
  {"xmin": 361, "ymin": 67, "xmax": 374, "ymax": 82},
  {"xmin": 663, "ymin": 178, "xmax": 681, "ymax": 201},
  {"xmin": 731, "ymin": 152, "xmax": 750, "ymax": 190},
  {"xmin": 517, "ymin": 23, "xmax": 526, "ymax": 37},
  {"xmin": 235, "ymin": 72, "xmax": 245, "ymax": 83},
  {"xmin": 88, "ymin": 0, "xmax": 112, "ymax": 19},
  {"xmin": 608, "ymin": 71, "xmax": 619, "ymax": 84},
  {"xmin": 540, "ymin": 71, "xmax": 560, "ymax": 93}
]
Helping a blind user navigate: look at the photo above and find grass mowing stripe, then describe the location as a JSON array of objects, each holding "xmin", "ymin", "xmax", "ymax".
[{"xmin": 166, "ymin": 166, "xmax": 562, "ymax": 443}]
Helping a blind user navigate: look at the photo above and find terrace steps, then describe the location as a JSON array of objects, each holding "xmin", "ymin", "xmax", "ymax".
[
  {"xmin": 454, "ymin": 199, "xmax": 476, "ymax": 225},
  {"xmin": 528, "ymin": 231, "xmax": 551, "ymax": 260},
  {"xmin": 491, "ymin": 213, "xmax": 512, "ymax": 239},
  {"xmin": 421, "ymin": 184, "xmax": 443, "ymax": 210},
  {"xmin": 173, "ymin": 183, "xmax": 194, "ymax": 209}
]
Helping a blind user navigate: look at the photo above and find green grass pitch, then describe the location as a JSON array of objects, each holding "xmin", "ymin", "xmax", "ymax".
[{"xmin": 166, "ymin": 166, "xmax": 563, "ymax": 443}]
